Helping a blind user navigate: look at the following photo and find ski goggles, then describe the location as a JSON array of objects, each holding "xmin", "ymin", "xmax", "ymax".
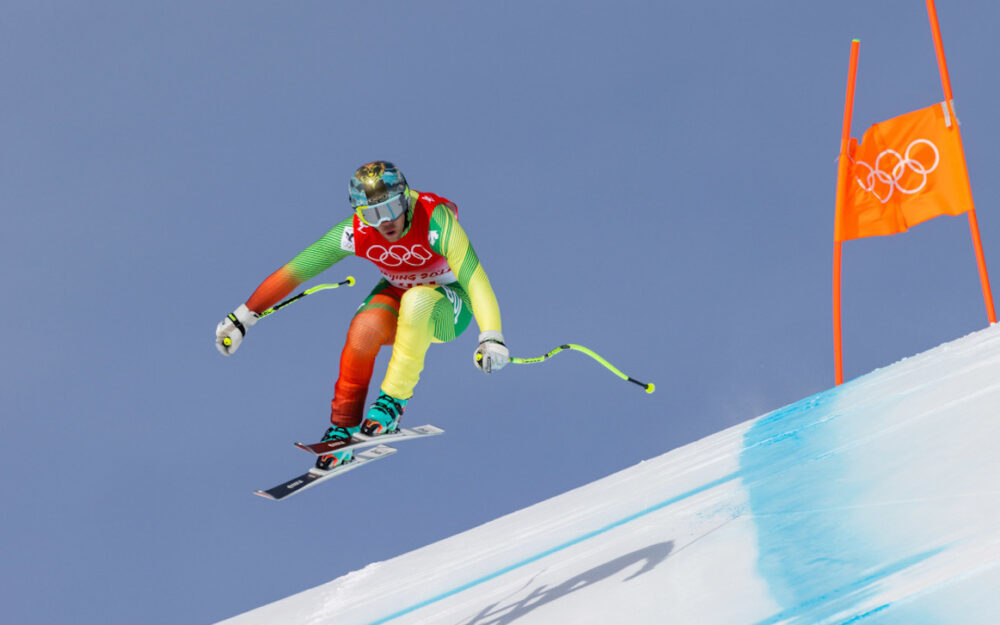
[{"xmin": 355, "ymin": 192, "xmax": 409, "ymax": 227}]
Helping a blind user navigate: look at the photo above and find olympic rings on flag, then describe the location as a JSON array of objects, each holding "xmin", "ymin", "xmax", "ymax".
[
  {"xmin": 366, "ymin": 244, "xmax": 434, "ymax": 267},
  {"xmin": 854, "ymin": 139, "xmax": 940, "ymax": 204}
]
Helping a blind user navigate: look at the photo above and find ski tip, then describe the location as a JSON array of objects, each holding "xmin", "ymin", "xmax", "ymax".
[
  {"xmin": 253, "ymin": 490, "xmax": 277, "ymax": 501},
  {"xmin": 412, "ymin": 424, "xmax": 445, "ymax": 435}
]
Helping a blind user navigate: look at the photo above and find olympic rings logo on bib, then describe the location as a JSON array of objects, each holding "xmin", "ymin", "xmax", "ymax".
[
  {"xmin": 366, "ymin": 244, "xmax": 434, "ymax": 267},
  {"xmin": 854, "ymin": 139, "xmax": 940, "ymax": 204}
]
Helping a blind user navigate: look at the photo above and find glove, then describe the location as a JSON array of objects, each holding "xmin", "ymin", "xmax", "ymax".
[
  {"xmin": 474, "ymin": 330, "xmax": 509, "ymax": 374},
  {"xmin": 215, "ymin": 304, "xmax": 259, "ymax": 356}
]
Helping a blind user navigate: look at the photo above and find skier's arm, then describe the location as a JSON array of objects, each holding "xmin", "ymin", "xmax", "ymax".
[
  {"xmin": 245, "ymin": 217, "xmax": 356, "ymax": 314},
  {"xmin": 428, "ymin": 204, "xmax": 508, "ymax": 372},
  {"xmin": 216, "ymin": 216, "xmax": 355, "ymax": 356},
  {"xmin": 428, "ymin": 204, "xmax": 502, "ymax": 333}
]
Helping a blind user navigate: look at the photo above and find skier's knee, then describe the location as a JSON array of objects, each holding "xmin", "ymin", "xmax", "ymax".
[
  {"xmin": 346, "ymin": 307, "xmax": 396, "ymax": 349},
  {"xmin": 398, "ymin": 285, "xmax": 438, "ymax": 322}
]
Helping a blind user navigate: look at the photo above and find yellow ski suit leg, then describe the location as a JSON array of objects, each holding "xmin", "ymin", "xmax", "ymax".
[{"xmin": 381, "ymin": 284, "xmax": 471, "ymax": 399}]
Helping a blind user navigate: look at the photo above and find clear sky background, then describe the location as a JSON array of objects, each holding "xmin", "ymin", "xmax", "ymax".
[{"xmin": 2, "ymin": 2, "xmax": 998, "ymax": 624}]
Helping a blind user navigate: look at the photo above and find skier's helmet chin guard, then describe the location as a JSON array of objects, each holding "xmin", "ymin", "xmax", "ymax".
[{"xmin": 350, "ymin": 161, "xmax": 410, "ymax": 227}]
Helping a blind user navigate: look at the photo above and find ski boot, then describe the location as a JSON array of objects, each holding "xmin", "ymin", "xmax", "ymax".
[
  {"xmin": 360, "ymin": 392, "xmax": 408, "ymax": 436},
  {"xmin": 314, "ymin": 424, "xmax": 360, "ymax": 471}
]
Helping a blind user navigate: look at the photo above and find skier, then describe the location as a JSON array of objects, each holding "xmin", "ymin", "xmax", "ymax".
[{"xmin": 215, "ymin": 161, "xmax": 509, "ymax": 469}]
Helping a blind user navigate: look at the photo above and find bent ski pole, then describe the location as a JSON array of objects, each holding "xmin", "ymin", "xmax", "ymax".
[
  {"xmin": 482, "ymin": 343, "xmax": 655, "ymax": 394},
  {"xmin": 221, "ymin": 277, "xmax": 356, "ymax": 348},
  {"xmin": 258, "ymin": 276, "xmax": 356, "ymax": 319}
]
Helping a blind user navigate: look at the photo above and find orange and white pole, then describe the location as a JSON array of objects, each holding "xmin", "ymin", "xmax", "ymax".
[
  {"xmin": 926, "ymin": 0, "xmax": 996, "ymax": 324},
  {"xmin": 833, "ymin": 39, "xmax": 860, "ymax": 385}
]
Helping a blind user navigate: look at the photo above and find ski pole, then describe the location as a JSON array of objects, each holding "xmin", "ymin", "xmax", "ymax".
[
  {"xmin": 221, "ymin": 277, "xmax": 356, "ymax": 348},
  {"xmin": 258, "ymin": 276, "xmax": 356, "ymax": 319},
  {"xmin": 481, "ymin": 343, "xmax": 655, "ymax": 393}
]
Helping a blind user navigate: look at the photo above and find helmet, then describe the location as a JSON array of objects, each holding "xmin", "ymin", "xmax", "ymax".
[
  {"xmin": 349, "ymin": 161, "xmax": 410, "ymax": 226},
  {"xmin": 349, "ymin": 160, "xmax": 407, "ymax": 207}
]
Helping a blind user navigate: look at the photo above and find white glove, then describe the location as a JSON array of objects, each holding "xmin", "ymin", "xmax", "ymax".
[
  {"xmin": 474, "ymin": 330, "xmax": 509, "ymax": 374},
  {"xmin": 215, "ymin": 304, "xmax": 259, "ymax": 356}
]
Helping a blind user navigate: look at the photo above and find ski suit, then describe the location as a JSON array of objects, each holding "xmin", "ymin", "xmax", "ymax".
[{"xmin": 243, "ymin": 189, "xmax": 502, "ymax": 427}]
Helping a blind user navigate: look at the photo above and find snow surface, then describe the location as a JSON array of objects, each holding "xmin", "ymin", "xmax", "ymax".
[{"xmin": 216, "ymin": 325, "xmax": 1000, "ymax": 625}]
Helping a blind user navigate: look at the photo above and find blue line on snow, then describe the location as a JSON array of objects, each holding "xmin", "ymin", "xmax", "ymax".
[{"xmin": 366, "ymin": 471, "xmax": 741, "ymax": 625}]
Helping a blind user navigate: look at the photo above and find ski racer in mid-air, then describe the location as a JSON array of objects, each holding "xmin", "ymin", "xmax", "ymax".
[{"xmin": 215, "ymin": 161, "xmax": 509, "ymax": 469}]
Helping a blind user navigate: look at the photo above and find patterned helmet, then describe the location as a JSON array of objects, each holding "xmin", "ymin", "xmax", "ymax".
[{"xmin": 349, "ymin": 161, "xmax": 408, "ymax": 209}]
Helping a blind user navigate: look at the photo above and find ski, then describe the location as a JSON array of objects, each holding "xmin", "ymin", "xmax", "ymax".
[
  {"xmin": 254, "ymin": 445, "xmax": 397, "ymax": 501},
  {"xmin": 294, "ymin": 424, "xmax": 444, "ymax": 456}
]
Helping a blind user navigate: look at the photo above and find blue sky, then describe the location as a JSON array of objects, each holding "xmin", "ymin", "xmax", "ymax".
[{"xmin": 2, "ymin": 2, "xmax": 999, "ymax": 624}]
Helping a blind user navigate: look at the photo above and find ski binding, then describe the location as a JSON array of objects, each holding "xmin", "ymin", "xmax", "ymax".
[{"xmin": 294, "ymin": 424, "xmax": 444, "ymax": 456}]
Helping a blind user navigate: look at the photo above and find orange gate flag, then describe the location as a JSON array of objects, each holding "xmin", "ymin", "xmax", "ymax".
[{"xmin": 836, "ymin": 102, "xmax": 973, "ymax": 242}]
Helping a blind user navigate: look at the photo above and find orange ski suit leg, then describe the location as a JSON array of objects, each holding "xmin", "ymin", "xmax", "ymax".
[{"xmin": 330, "ymin": 282, "xmax": 403, "ymax": 428}]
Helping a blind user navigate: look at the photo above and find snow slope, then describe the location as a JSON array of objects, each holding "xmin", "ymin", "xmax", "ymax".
[{"xmin": 217, "ymin": 325, "xmax": 1000, "ymax": 625}]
